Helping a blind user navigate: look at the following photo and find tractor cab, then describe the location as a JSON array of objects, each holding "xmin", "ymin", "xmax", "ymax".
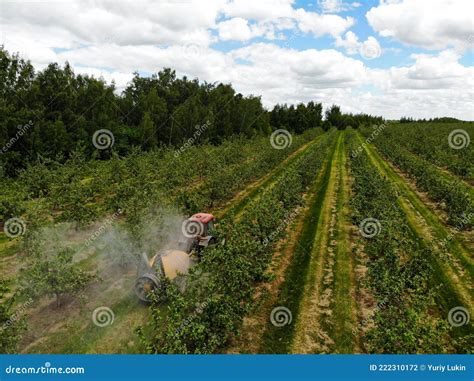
[{"xmin": 189, "ymin": 212, "xmax": 215, "ymax": 236}]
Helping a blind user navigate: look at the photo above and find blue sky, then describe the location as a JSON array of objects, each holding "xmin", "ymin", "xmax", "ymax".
[
  {"xmin": 211, "ymin": 0, "xmax": 472, "ymax": 68},
  {"xmin": 1, "ymin": 0, "xmax": 473, "ymax": 119}
]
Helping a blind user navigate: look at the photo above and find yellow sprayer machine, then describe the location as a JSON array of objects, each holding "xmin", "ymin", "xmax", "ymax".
[{"xmin": 134, "ymin": 213, "xmax": 215, "ymax": 302}]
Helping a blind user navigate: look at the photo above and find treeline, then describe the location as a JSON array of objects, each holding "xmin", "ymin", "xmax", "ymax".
[
  {"xmin": 270, "ymin": 103, "xmax": 383, "ymax": 132},
  {"xmin": 400, "ymin": 116, "xmax": 462, "ymax": 123},
  {"xmin": 0, "ymin": 47, "xmax": 383, "ymax": 176},
  {"xmin": 324, "ymin": 105, "xmax": 384, "ymax": 130},
  {"xmin": 0, "ymin": 48, "xmax": 271, "ymax": 175}
]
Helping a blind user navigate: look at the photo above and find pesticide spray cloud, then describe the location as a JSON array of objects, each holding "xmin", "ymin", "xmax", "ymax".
[
  {"xmin": 83, "ymin": 206, "xmax": 190, "ymax": 277},
  {"xmin": 24, "ymin": 206, "xmax": 190, "ymax": 297}
]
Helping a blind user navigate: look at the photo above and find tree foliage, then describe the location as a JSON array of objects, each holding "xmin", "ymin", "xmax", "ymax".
[
  {"xmin": 0, "ymin": 48, "xmax": 288, "ymax": 176},
  {"xmin": 0, "ymin": 281, "xmax": 27, "ymax": 354},
  {"xmin": 21, "ymin": 248, "xmax": 96, "ymax": 307}
]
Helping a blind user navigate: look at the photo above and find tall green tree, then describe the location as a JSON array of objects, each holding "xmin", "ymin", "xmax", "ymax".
[{"xmin": 138, "ymin": 112, "xmax": 157, "ymax": 150}]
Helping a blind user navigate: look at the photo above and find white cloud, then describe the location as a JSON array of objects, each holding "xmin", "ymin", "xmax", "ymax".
[
  {"xmin": 222, "ymin": 0, "xmax": 295, "ymax": 20},
  {"xmin": 335, "ymin": 31, "xmax": 360, "ymax": 54},
  {"xmin": 1, "ymin": 0, "xmax": 223, "ymax": 48},
  {"xmin": 217, "ymin": 17, "xmax": 254, "ymax": 41},
  {"xmin": 367, "ymin": 0, "xmax": 473, "ymax": 51},
  {"xmin": 216, "ymin": 17, "xmax": 288, "ymax": 41},
  {"xmin": 0, "ymin": 0, "xmax": 472, "ymax": 120},
  {"xmin": 359, "ymin": 37, "xmax": 382, "ymax": 59},
  {"xmin": 216, "ymin": 6, "xmax": 355, "ymax": 42},
  {"xmin": 318, "ymin": 0, "xmax": 361, "ymax": 13},
  {"xmin": 335, "ymin": 32, "xmax": 382, "ymax": 59},
  {"xmin": 230, "ymin": 43, "xmax": 366, "ymax": 90},
  {"xmin": 74, "ymin": 66, "xmax": 134, "ymax": 92},
  {"xmin": 388, "ymin": 50, "xmax": 472, "ymax": 89},
  {"xmin": 294, "ymin": 8, "xmax": 354, "ymax": 37},
  {"xmin": 1, "ymin": 0, "xmax": 357, "ymax": 56}
]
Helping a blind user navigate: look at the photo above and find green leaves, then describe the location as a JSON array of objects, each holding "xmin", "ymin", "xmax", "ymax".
[
  {"xmin": 20, "ymin": 247, "xmax": 96, "ymax": 308},
  {"xmin": 0, "ymin": 281, "xmax": 27, "ymax": 354},
  {"xmin": 361, "ymin": 122, "xmax": 473, "ymax": 229},
  {"xmin": 346, "ymin": 129, "xmax": 454, "ymax": 353}
]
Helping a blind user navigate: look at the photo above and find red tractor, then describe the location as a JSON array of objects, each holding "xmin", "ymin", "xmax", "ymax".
[{"xmin": 134, "ymin": 213, "xmax": 215, "ymax": 302}]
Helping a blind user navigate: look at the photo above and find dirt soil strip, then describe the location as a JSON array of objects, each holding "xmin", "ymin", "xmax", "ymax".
[
  {"xmin": 258, "ymin": 132, "xmax": 340, "ymax": 353},
  {"xmin": 357, "ymin": 133, "xmax": 473, "ymax": 317}
]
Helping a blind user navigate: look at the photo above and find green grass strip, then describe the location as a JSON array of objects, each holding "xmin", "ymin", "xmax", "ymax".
[{"xmin": 260, "ymin": 132, "xmax": 340, "ymax": 353}]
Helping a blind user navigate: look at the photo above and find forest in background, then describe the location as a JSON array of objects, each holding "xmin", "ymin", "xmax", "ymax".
[{"xmin": 1, "ymin": 47, "xmax": 383, "ymax": 176}]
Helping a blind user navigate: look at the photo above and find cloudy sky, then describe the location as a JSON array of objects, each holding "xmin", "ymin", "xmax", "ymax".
[{"xmin": 1, "ymin": 0, "xmax": 473, "ymax": 119}]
